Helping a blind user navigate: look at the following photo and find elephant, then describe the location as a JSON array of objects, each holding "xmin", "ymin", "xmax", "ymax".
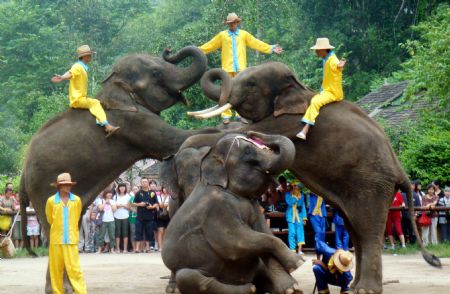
[
  {"xmin": 162, "ymin": 132, "xmax": 304, "ymax": 294},
  {"xmin": 18, "ymin": 46, "xmax": 221, "ymax": 293},
  {"xmin": 188, "ymin": 63, "xmax": 441, "ymax": 293}
]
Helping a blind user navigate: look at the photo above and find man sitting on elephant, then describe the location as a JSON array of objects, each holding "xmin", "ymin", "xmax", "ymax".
[
  {"xmin": 199, "ymin": 12, "xmax": 283, "ymax": 124},
  {"xmin": 296, "ymin": 38, "xmax": 346, "ymax": 140},
  {"xmin": 51, "ymin": 45, "xmax": 120, "ymax": 137}
]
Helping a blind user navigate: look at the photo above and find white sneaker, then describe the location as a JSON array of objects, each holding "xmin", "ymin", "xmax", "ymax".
[{"xmin": 296, "ymin": 131, "xmax": 306, "ymax": 140}]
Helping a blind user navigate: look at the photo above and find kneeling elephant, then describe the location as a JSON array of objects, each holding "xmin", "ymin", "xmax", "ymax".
[{"xmin": 162, "ymin": 132, "xmax": 303, "ymax": 294}]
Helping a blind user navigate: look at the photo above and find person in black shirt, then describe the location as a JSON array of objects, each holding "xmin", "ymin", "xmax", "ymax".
[{"xmin": 132, "ymin": 178, "xmax": 159, "ymax": 253}]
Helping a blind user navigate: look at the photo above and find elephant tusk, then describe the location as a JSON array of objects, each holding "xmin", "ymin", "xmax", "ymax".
[
  {"xmin": 186, "ymin": 105, "xmax": 219, "ymax": 116},
  {"xmin": 195, "ymin": 103, "xmax": 233, "ymax": 119}
]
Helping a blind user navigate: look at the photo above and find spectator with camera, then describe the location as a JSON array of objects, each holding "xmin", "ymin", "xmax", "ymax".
[
  {"xmin": 113, "ymin": 183, "xmax": 131, "ymax": 253},
  {"xmin": 132, "ymin": 178, "xmax": 159, "ymax": 253},
  {"xmin": 96, "ymin": 190, "xmax": 117, "ymax": 254}
]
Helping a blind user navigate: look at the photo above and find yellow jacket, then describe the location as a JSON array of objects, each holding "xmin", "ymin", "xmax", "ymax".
[
  {"xmin": 68, "ymin": 62, "xmax": 89, "ymax": 106},
  {"xmin": 199, "ymin": 29, "xmax": 274, "ymax": 73},
  {"xmin": 45, "ymin": 192, "xmax": 82, "ymax": 245},
  {"xmin": 321, "ymin": 52, "xmax": 343, "ymax": 99}
]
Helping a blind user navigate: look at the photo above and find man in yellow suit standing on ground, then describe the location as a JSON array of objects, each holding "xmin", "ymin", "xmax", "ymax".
[
  {"xmin": 199, "ymin": 13, "xmax": 283, "ymax": 124},
  {"xmin": 46, "ymin": 173, "xmax": 87, "ymax": 294},
  {"xmin": 51, "ymin": 45, "xmax": 120, "ymax": 137}
]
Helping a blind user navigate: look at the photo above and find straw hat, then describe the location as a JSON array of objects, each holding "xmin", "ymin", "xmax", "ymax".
[
  {"xmin": 333, "ymin": 250, "xmax": 354, "ymax": 272},
  {"xmin": 310, "ymin": 38, "xmax": 335, "ymax": 50},
  {"xmin": 76, "ymin": 45, "xmax": 96, "ymax": 58},
  {"xmin": 225, "ymin": 12, "xmax": 241, "ymax": 24},
  {"xmin": 50, "ymin": 173, "xmax": 77, "ymax": 187}
]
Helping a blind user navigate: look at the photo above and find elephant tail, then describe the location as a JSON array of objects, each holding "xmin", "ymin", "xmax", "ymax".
[
  {"xmin": 19, "ymin": 175, "xmax": 37, "ymax": 257},
  {"xmin": 398, "ymin": 180, "xmax": 441, "ymax": 268}
]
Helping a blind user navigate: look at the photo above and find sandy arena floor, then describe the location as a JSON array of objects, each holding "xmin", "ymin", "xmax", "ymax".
[{"xmin": 0, "ymin": 252, "xmax": 449, "ymax": 293}]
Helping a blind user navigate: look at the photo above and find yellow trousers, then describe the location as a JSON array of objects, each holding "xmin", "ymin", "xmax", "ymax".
[
  {"xmin": 49, "ymin": 244, "xmax": 87, "ymax": 294},
  {"xmin": 302, "ymin": 91, "xmax": 342, "ymax": 125},
  {"xmin": 221, "ymin": 72, "xmax": 238, "ymax": 120},
  {"xmin": 70, "ymin": 97, "xmax": 108, "ymax": 125}
]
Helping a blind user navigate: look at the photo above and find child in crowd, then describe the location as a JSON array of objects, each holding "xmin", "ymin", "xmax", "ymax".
[
  {"xmin": 26, "ymin": 201, "xmax": 40, "ymax": 248},
  {"xmin": 285, "ymin": 182, "xmax": 307, "ymax": 255},
  {"xmin": 96, "ymin": 190, "xmax": 117, "ymax": 253}
]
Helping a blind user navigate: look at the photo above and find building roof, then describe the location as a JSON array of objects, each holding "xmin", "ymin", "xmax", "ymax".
[
  {"xmin": 140, "ymin": 160, "xmax": 161, "ymax": 177},
  {"xmin": 356, "ymin": 81, "xmax": 429, "ymax": 126}
]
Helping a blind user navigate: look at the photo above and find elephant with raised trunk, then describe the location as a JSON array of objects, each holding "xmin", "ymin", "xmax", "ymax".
[
  {"xmin": 162, "ymin": 132, "xmax": 303, "ymax": 294},
  {"xmin": 19, "ymin": 46, "xmax": 219, "ymax": 293},
  {"xmin": 189, "ymin": 63, "xmax": 441, "ymax": 293}
]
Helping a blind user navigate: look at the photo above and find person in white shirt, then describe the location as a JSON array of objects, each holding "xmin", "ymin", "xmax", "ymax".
[
  {"xmin": 114, "ymin": 183, "xmax": 131, "ymax": 253},
  {"xmin": 96, "ymin": 190, "xmax": 117, "ymax": 254},
  {"xmin": 156, "ymin": 187, "xmax": 171, "ymax": 251}
]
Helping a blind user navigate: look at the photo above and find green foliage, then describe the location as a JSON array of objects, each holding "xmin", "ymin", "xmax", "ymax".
[
  {"xmin": 0, "ymin": 0, "xmax": 448, "ymax": 178},
  {"xmin": 397, "ymin": 114, "xmax": 450, "ymax": 184},
  {"xmin": 394, "ymin": 3, "xmax": 450, "ymax": 108}
]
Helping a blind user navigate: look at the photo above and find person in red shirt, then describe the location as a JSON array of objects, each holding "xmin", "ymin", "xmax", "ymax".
[{"xmin": 386, "ymin": 191, "xmax": 406, "ymax": 249}]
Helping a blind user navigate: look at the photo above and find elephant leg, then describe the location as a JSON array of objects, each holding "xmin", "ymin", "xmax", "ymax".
[
  {"xmin": 345, "ymin": 198, "xmax": 388, "ymax": 294},
  {"xmin": 166, "ymin": 271, "xmax": 180, "ymax": 294},
  {"xmin": 176, "ymin": 268, "xmax": 255, "ymax": 294},
  {"xmin": 254, "ymin": 257, "xmax": 303, "ymax": 294}
]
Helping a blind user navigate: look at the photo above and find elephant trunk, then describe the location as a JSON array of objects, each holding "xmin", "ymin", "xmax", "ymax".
[
  {"xmin": 248, "ymin": 132, "xmax": 295, "ymax": 174},
  {"xmin": 163, "ymin": 46, "xmax": 208, "ymax": 92},
  {"xmin": 188, "ymin": 69, "xmax": 233, "ymax": 118}
]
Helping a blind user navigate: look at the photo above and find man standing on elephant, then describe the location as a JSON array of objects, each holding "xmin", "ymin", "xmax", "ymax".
[
  {"xmin": 51, "ymin": 45, "xmax": 120, "ymax": 137},
  {"xmin": 297, "ymin": 38, "xmax": 346, "ymax": 140},
  {"xmin": 45, "ymin": 173, "xmax": 87, "ymax": 294},
  {"xmin": 199, "ymin": 12, "xmax": 283, "ymax": 124}
]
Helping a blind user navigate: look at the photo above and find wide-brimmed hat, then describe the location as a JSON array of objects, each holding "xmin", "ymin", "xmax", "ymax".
[
  {"xmin": 50, "ymin": 173, "xmax": 77, "ymax": 187},
  {"xmin": 310, "ymin": 38, "xmax": 335, "ymax": 50},
  {"xmin": 76, "ymin": 45, "xmax": 96, "ymax": 58},
  {"xmin": 333, "ymin": 250, "xmax": 354, "ymax": 272},
  {"xmin": 225, "ymin": 12, "xmax": 241, "ymax": 24}
]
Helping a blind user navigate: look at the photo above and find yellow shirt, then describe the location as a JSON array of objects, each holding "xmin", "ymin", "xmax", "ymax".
[
  {"xmin": 322, "ymin": 52, "xmax": 343, "ymax": 99},
  {"xmin": 199, "ymin": 29, "xmax": 273, "ymax": 73},
  {"xmin": 68, "ymin": 62, "xmax": 88, "ymax": 105},
  {"xmin": 45, "ymin": 192, "xmax": 82, "ymax": 245}
]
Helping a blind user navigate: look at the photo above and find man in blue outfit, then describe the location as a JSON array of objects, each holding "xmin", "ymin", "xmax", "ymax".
[
  {"xmin": 333, "ymin": 210, "xmax": 350, "ymax": 251},
  {"xmin": 313, "ymin": 240, "xmax": 354, "ymax": 294},
  {"xmin": 308, "ymin": 193, "xmax": 327, "ymax": 256}
]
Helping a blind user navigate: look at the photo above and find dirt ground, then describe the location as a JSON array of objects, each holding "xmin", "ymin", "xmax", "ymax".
[{"xmin": 0, "ymin": 252, "xmax": 449, "ymax": 294}]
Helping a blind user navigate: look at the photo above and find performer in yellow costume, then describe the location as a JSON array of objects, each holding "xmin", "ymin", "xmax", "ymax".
[
  {"xmin": 296, "ymin": 38, "xmax": 346, "ymax": 140},
  {"xmin": 199, "ymin": 13, "xmax": 283, "ymax": 123},
  {"xmin": 51, "ymin": 45, "xmax": 119, "ymax": 137},
  {"xmin": 45, "ymin": 173, "xmax": 87, "ymax": 294}
]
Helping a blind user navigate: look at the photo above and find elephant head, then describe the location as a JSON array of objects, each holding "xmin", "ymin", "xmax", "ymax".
[
  {"xmin": 161, "ymin": 131, "xmax": 295, "ymax": 217},
  {"xmin": 100, "ymin": 46, "xmax": 207, "ymax": 114},
  {"xmin": 189, "ymin": 62, "xmax": 315, "ymax": 122}
]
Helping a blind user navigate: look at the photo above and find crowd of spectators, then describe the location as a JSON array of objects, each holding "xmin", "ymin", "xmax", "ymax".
[
  {"xmin": 0, "ymin": 178, "xmax": 172, "ymax": 254},
  {"xmin": 0, "ymin": 177, "xmax": 449, "ymax": 253}
]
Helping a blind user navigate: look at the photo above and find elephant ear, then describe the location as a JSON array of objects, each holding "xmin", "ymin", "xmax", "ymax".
[
  {"xmin": 200, "ymin": 151, "xmax": 228, "ymax": 189},
  {"xmin": 273, "ymin": 75, "xmax": 314, "ymax": 117}
]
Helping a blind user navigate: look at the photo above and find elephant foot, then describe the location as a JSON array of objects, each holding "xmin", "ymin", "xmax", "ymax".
[
  {"xmin": 351, "ymin": 280, "xmax": 382, "ymax": 294},
  {"xmin": 284, "ymin": 251, "xmax": 305, "ymax": 273},
  {"xmin": 166, "ymin": 281, "xmax": 180, "ymax": 293}
]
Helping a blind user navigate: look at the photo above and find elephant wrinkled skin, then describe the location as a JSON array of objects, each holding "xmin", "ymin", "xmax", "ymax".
[
  {"xmin": 190, "ymin": 63, "xmax": 441, "ymax": 294},
  {"xmin": 19, "ymin": 46, "xmax": 220, "ymax": 293},
  {"xmin": 162, "ymin": 132, "xmax": 303, "ymax": 294}
]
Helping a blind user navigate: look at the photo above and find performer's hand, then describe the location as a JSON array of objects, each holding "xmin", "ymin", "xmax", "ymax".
[
  {"xmin": 273, "ymin": 45, "xmax": 283, "ymax": 55},
  {"xmin": 338, "ymin": 59, "xmax": 346, "ymax": 68},
  {"xmin": 51, "ymin": 74, "xmax": 63, "ymax": 83}
]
